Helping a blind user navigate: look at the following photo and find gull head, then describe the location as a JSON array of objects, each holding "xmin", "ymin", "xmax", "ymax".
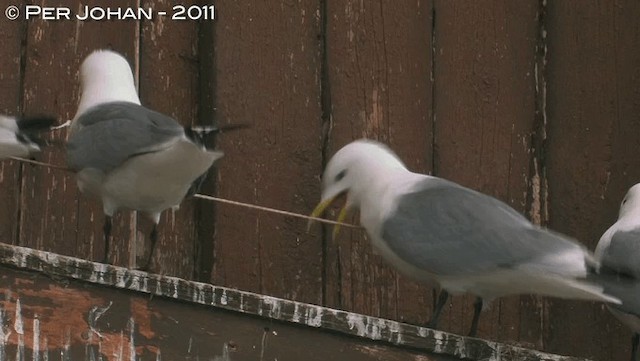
[
  {"xmin": 309, "ymin": 139, "xmax": 406, "ymax": 237},
  {"xmin": 74, "ymin": 49, "xmax": 140, "ymax": 122},
  {"xmin": 618, "ymin": 183, "xmax": 640, "ymax": 221}
]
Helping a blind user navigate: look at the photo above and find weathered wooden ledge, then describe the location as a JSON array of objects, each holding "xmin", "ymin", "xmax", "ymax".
[{"xmin": 0, "ymin": 242, "xmax": 588, "ymax": 361}]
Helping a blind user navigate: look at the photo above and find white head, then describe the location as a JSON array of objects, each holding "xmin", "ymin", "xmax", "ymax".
[
  {"xmin": 617, "ymin": 183, "xmax": 640, "ymax": 221},
  {"xmin": 309, "ymin": 139, "xmax": 407, "ymax": 228},
  {"xmin": 73, "ymin": 50, "xmax": 140, "ymax": 122},
  {"xmin": 595, "ymin": 182, "xmax": 640, "ymax": 261}
]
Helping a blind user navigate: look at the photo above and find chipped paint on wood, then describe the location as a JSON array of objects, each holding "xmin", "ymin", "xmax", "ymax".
[
  {"xmin": 33, "ymin": 316, "xmax": 39, "ymax": 361},
  {"xmin": 0, "ymin": 243, "xmax": 588, "ymax": 361}
]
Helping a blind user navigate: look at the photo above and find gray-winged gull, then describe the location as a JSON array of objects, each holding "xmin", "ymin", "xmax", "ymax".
[
  {"xmin": 310, "ymin": 139, "xmax": 620, "ymax": 336},
  {"xmin": 66, "ymin": 49, "xmax": 227, "ymax": 270},
  {"xmin": 0, "ymin": 114, "xmax": 55, "ymax": 159},
  {"xmin": 595, "ymin": 183, "xmax": 640, "ymax": 361}
]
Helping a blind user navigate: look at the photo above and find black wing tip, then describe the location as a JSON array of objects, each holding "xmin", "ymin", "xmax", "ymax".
[
  {"xmin": 187, "ymin": 122, "xmax": 252, "ymax": 134},
  {"xmin": 185, "ymin": 122, "xmax": 251, "ymax": 146},
  {"xmin": 17, "ymin": 115, "xmax": 58, "ymax": 131}
]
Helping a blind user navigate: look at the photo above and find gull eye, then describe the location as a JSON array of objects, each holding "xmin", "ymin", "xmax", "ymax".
[{"xmin": 334, "ymin": 170, "xmax": 347, "ymax": 182}]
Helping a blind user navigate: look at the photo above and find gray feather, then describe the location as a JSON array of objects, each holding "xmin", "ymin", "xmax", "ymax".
[
  {"xmin": 67, "ymin": 102, "xmax": 184, "ymax": 172},
  {"xmin": 601, "ymin": 229, "xmax": 640, "ymax": 279},
  {"xmin": 382, "ymin": 178, "xmax": 584, "ymax": 276}
]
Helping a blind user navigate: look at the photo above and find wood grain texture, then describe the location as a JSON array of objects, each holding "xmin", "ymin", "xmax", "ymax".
[
  {"xmin": 0, "ymin": 242, "xmax": 587, "ymax": 361},
  {"xmin": 139, "ymin": 0, "xmax": 200, "ymax": 278},
  {"xmin": 212, "ymin": 1, "xmax": 325, "ymax": 304},
  {"xmin": 17, "ymin": 0, "xmax": 139, "ymax": 267},
  {"xmin": 0, "ymin": 0, "xmax": 25, "ymax": 245},
  {"xmin": 432, "ymin": 0, "xmax": 540, "ymax": 343},
  {"xmin": 544, "ymin": 1, "xmax": 640, "ymax": 360},
  {"xmin": 0, "ymin": 2, "xmax": 638, "ymax": 359},
  {"xmin": 323, "ymin": 0, "xmax": 433, "ymax": 325}
]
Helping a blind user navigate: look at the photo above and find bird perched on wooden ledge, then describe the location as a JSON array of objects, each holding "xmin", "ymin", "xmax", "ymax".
[
  {"xmin": 309, "ymin": 139, "xmax": 621, "ymax": 337},
  {"xmin": 66, "ymin": 49, "xmax": 245, "ymax": 270}
]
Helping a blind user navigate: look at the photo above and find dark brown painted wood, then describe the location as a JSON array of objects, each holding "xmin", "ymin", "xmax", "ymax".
[
  {"xmin": 0, "ymin": 2, "xmax": 638, "ymax": 359},
  {"xmin": 432, "ymin": 0, "xmax": 541, "ymax": 344},
  {"xmin": 0, "ymin": 242, "xmax": 586, "ymax": 361},
  {"xmin": 212, "ymin": 1, "xmax": 325, "ymax": 304},
  {"xmin": 323, "ymin": 0, "xmax": 433, "ymax": 326},
  {"xmin": 17, "ymin": 0, "xmax": 139, "ymax": 267},
  {"xmin": 0, "ymin": 0, "xmax": 25, "ymax": 246},
  {"xmin": 545, "ymin": 1, "xmax": 640, "ymax": 360},
  {"xmin": 139, "ymin": 0, "xmax": 200, "ymax": 278}
]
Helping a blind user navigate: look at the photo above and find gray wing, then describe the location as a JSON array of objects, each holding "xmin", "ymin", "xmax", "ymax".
[
  {"xmin": 600, "ymin": 229, "xmax": 640, "ymax": 279},
  {"xmin": 382, "ymin": 178, "xmax": 583, "ymax": 276},
  {"xmin": 67, "ymin": 102, "xmax": 184, "ymax": 172},
  {"xmin": 588, "ymin": 271, "xmax": 640, "ymax": 318}
]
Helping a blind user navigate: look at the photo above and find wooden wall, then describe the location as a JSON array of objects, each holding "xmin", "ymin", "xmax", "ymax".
[{"xmin": 0, "ymin": 1, "xmax": 639, "ymax": 360}]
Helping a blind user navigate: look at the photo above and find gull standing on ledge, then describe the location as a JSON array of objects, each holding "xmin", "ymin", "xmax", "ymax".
[
  {"xmin": 310, "ymin": 139, "xmax": 620, "ymax": 336},
  {"xmin": 595, "ymin": 183, "xmax": 640, "ymax": 361},
  {"xmin": 0, "ymin": 114, "xmax": 56, "ymax": 159},
  {"xmin": 67, "ymin": 49, "xmax": 223, "ymax": 270}
]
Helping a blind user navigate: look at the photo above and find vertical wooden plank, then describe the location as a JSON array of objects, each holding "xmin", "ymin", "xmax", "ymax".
[
  {"xmin": 324, "ymin": 0, "xmax": 432, "ymax": 323},
  {"xmin": 139, "ymin": 0, "xmax": 200, "ymax": 278},
  {"xmin": 433, "ymin": 0, "xmax": 539, "ymax": 342},
  {"xmin": 18, "ymin": 0, "xmax": 139, "ymax": 266},
  {"xmin": 545, "ymin": 1, "xmax": 640, "ymax": 359},
  {"xmin": 212, "ymin": 2, "xmax": 324, "ymax": 304},
  {"xmin": 0, "ymin": 0, "xmax": 25, "ymax": 245},
  {"xmin": 194, "ymin": 5, "xmax": 217, "ymax": 283}
]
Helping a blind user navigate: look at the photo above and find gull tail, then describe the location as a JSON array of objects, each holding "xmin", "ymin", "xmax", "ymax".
[
  {"xmin": 16, "ymin": 115, "xmax": 57, "ymax": 133},
  {"xmin": 182, "ymin": 123, "xmax": 248, "ymax": 197},
  {"xmin": 17, "ymin": 115, "xmax": 58, "ymax": 149},
  {"xmin": 185, "ymin": 122, "xmax": 251, "ymax": 149}
]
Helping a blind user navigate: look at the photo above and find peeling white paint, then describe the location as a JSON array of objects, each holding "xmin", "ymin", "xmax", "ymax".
[
  {"xmin": 292, "ymin": 303, "xmax": 301, "ymax": 323},
  {"xmin": 0, "ymin": 244, "xmax": 585, "ymax": 361},
  {"xmin": 386, "ymin": 319, "xmax": 402, "ymax": 344},
  {"xmin": 14, "ymin": 298, "xmax": 24, "ymax": 335},
  {"xmin": 115, "ymin": 330, "xmax": 124, "ymax": 361},
  {"xmin": 128, "ymin": 317, "xmax": 136, "ymax": 361},
  {"xmin": 41, "ymin": 338, "xmax": 48, "ymax": 361},
  {"xmin": 62, "ymin": 328, "xmax": 71, "ymax": 361},
  {"xmin": 261, "ymin": 296, "xmax": 282, "ymax": 319},
  {"xmin": 88, "ymin": 302, "xmax": 113, "ymax": 340},
  {"xmin": 304, "ymin": 307, "xmax": 323, "ymax": 327},
  {"xmin": 454, "ymin": 336, "xmax": 467, "ymax": 359},
  {"xmin": 346, "ymin": 313, "xmax": 367, "ymax": 337},
  {"xmin": 33, "ymin": 316, "xmax": 40, "ymax": 361},
  {"xmin": 172, "ymin": 278, "xmax": 180, "ymax": 298},
  {"xmin": 429, "ymin": 329, "xmax": 447, "ymax": 354},
  {"xmin": 220, "ymin": 289, "xmax": 228, "ymax": 306},
  {"xmin": 417, "ymin": 326, "xmax": 428, "ymax": 338}
]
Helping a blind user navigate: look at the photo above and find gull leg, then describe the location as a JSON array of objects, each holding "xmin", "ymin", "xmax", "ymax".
[
  {"xmin": 102, "ymin": 216, "xmax": 113, "ymax": 264},
  {"xmin": 631, "ymin": 332, "xmax": 639, "ymax": 361},
  {"xmin": 141, "ymin": 224, "xmax": 158, "ymax": 271},
  {"xmin": 468, "ymin": 297, "xmax": 483, "ymax": 337},
  {"xmin": 427, "ymin": 290, "xmax": 449, "ymax": 329}
]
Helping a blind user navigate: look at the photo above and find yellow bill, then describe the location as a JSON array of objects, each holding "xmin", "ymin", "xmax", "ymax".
[
  {"xmin": 332, "ymin": 205, "xmax": 349, "ymax": 239},
  {"xmin": 308, "ymin": 195, "xmax": 350, "ymax": 239},
  {"xmin": 308, "ymin": 197, "xmax": 336, "ymax": 231}
]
